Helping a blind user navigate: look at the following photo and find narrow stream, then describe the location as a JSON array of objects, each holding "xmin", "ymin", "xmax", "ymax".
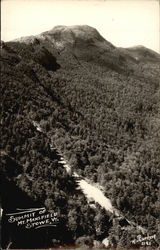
[
  {"xmin": 59, "ymin": 155, "xmax": 117, "ymax": 215},
  {"xmin": 33, "ymin": 121, "xmax": 146, "ymax": 236}
]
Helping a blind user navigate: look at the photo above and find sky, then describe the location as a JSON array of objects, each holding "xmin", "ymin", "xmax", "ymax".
[{"xmin": 1, "ymin": 0, "xmax": 160, "ymax": 53}]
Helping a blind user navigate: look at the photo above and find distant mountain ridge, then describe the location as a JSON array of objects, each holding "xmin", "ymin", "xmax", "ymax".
[{"xmin": 13, "ymin": 25, "xmax": 160, "ymax": 62}]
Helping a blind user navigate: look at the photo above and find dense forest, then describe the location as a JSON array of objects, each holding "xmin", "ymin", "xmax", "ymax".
[{"xmin": 0, "ymin": 25, "xmax": 160, "ymax": 248}]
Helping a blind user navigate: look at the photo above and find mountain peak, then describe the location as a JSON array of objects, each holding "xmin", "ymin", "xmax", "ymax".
[
  {"xmin": 51, "ymin": 25, "xmax": 103, "ymax": 39},
  {"xmin": 12, "ymin": 25, "xmax": 114, "ymax": 50},
  {"xmin": 41, "ymin": 25, "xmax": 107, "ymax": 45}
]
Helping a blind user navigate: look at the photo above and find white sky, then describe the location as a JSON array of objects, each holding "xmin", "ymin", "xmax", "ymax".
[{"xmin": 1, "ymin": 0, "xmax": 160, "ymax": 52}]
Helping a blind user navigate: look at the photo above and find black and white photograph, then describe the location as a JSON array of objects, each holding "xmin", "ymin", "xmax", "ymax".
[{"xmin": 1, "ymin": 0, "xmax": 160, "ymax": 249}]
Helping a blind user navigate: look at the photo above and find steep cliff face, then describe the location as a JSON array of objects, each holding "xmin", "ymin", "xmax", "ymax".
[{"xmin": 1, "ymin": 26, "xmax": 160, "ymax": 248}]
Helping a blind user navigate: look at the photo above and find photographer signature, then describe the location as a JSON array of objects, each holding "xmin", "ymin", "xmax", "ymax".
[{"xmin": 131, "ymin": 234, "xmax": 156, "ymax": 246}]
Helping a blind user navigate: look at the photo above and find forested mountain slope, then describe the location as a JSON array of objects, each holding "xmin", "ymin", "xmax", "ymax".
[{"xmin": 1, "ymin": 25, "xmax": 160, "ymax": 248}]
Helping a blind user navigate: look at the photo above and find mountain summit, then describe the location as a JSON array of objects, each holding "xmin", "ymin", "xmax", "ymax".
[
  {"xmin": 43, "ymin": 25, "xmax": 106, "ymax": 42},
  {"xmin": 15, "ymin": 25, "xmax": 113, "ymax": 47}
]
